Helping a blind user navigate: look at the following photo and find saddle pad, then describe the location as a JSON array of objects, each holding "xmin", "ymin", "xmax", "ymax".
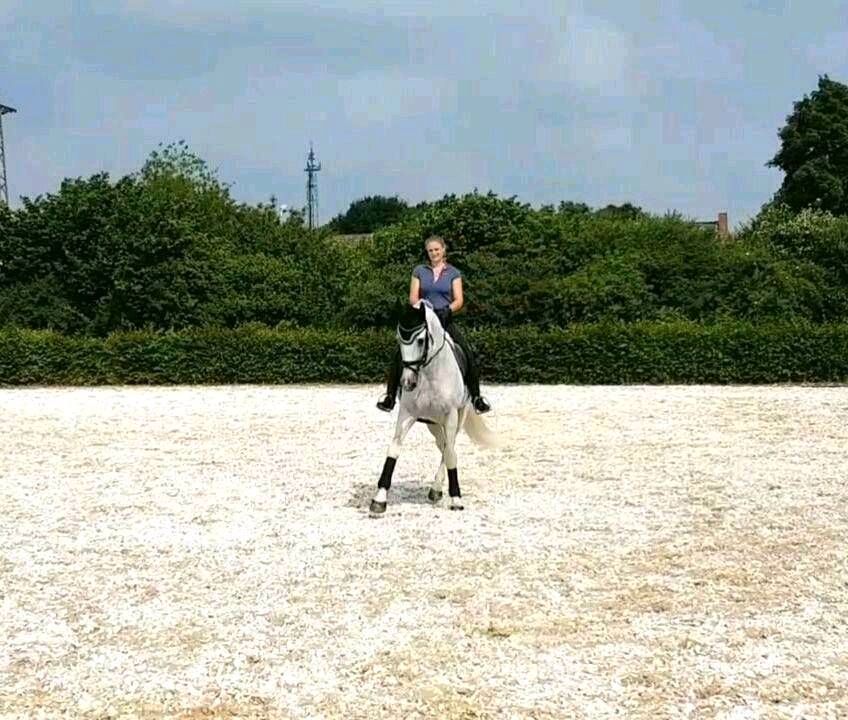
[{"xmin": 449, "ymin": 336, "xmax": 468, "ymax": 379}]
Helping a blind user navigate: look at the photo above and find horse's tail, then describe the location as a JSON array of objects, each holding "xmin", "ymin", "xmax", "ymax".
[{"xmin": 463, "ymin": 407, "xmax": 500, "ymax": 448}]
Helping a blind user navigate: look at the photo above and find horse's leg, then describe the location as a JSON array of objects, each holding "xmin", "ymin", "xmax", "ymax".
[
  {"xmin": 369, "ymin": 411, "xmax": 416, "ymax": 515},
  {"xmin": 443, "ymin": 408, "xmax": 464, "ymax": 510},
  {"xmin": 426, "ymin": 423, "xmax": 446, "ymax": 503}
]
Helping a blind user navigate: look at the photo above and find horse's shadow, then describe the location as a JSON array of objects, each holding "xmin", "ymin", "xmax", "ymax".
[{"xmin": 347, "ymin": 481, "xmax": 434, "ymax": 510}]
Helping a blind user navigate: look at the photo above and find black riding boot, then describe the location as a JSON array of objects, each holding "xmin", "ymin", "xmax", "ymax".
[
  {"xmin": 446, "ymin": 321, "xmax": 491, "ymax": 414},
  {"xmin": 377, "ymin": 349, "xmax": 401, "ymax": 412},
  {"xmin": 465, "ymin": 353, "xmax": 491, "ymax": 414}
]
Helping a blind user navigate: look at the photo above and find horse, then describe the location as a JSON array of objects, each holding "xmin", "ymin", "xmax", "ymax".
[{"xmin": 369, "ymin": 300, "xmax": 498, "ymax": 515}]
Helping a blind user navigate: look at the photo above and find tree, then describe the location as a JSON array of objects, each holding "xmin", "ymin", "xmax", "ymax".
[
  {"xmin": 769, "ymin": 75, "xmax": 848, "ymax": 215},
  {"xmin": 558, "ymin": 201, "xmax": 592, "ymax": 215},
  {"xmin": 329, "ymin": 195, "xmax": 409, "ymax": 234},
  {"xmin": 595, "ymin": 202, "xmax": 645, "ymax": 219}
]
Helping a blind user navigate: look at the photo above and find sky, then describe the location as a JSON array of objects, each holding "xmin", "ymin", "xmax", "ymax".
[{"xmin": 2, "ymin": 0, "xmax": 847, "ymax": 228}]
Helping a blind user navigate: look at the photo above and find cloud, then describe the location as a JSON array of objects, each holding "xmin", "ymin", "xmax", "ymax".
[
  {"xmin": 807, "ymin": 31, "xmax": 848, "ymax": 73},
  {"xmin": 548, "ymin": 13, "xmax": 642, "ymax": 95},
  {"xmin": 95, "ymin": 4, "xmax": 424, "ymax": 82},
  {"xmin": 1, "ymin": 0, "xmax": 842, "ymax": 226},
  {"xmin": 338, "ymin": 72, "xmax": 458, "ymax": 128},
  {"xmin": 116, "ymin": 0, "xmax": 295, "ymax": 29},
  {"xmin": 639, "ymin": 20, "xmax": 740, "ymax": 82},
  {"xmin": 115, "ymin": 0, "xmax": 564, "ymax": 27},
  {"xmin": 0, "ymin": 0, "xmax": 22, "ymax": 26}
]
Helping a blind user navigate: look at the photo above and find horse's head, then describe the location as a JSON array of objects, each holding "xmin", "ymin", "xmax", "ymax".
[{"xmin": 396, "ymin": 301, "xmax": 442, "ymax": 392}]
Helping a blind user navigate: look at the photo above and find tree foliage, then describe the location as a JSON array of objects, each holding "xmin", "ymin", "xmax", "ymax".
[
  {"xmin": 769, "ymin": 75, "xmax": 848, "ymax": 215},
  {"xmin": 3, "ymin": 142, "xmax": 848, "ymax": 336},
  {"xmin": 328, "ymin": 195, "xmax": 409, "ymax": 234},
  {"xmin": 0, "ymin": 143, "xmax": 345, "ymax": 334}
]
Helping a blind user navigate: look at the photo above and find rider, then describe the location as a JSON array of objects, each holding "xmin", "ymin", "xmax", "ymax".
[{"xmin": 376, "ymin": 235, "xmax": 491, "ymax": 414}]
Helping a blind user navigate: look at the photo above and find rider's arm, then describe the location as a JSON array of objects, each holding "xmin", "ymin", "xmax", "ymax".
[
  {"xmin": 450, "ymin": 277, "xmax": 464, "ymax": 313},
  {"xmin": 409, "ymin": 276, "xmax": 421, "ymax": 305}
]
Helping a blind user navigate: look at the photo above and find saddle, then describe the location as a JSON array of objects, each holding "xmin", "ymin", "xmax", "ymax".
[
  {"xmin": 446, "ymin": 334, "xmax": 468, "ymax": 381},
  {"xmin": 433, "ymin": 307, "xmax": 468, "ymax": 379}
]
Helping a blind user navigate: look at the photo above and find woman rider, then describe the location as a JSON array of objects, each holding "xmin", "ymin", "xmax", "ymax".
[{"xmin": 376, "ymin": 235, "xmax": 491, "ymax": 414}]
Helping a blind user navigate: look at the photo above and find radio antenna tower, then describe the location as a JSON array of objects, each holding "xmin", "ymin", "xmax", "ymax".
[
  {"xmin": 0, "ymin": 102, "xmax": 17, "ymax": 207},
  {"xmin": 304, "ymin": 143, "xmax": 321, "ymax": 230}
]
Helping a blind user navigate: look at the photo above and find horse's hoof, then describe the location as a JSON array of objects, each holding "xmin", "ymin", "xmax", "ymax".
[
  {"xmin": 449, "ymin": 498, "xmax": 464, "ymax": 511},
  {"xmin": 427, "ymin": 488, "xmax": 443, "ymax": 503},
  {"xmin": 369, "ymin": 500, "xmax": 387, "ymax": 515}
]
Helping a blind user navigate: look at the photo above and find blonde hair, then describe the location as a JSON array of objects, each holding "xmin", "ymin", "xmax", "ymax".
[{"xmin": 424, "ymin": 235, "xmax": 447, "ymax": 252}]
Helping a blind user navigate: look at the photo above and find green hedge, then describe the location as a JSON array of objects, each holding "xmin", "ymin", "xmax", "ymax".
[{"xmin": 2, "ymin": 322, "xmax": 848, "ymax": 385}]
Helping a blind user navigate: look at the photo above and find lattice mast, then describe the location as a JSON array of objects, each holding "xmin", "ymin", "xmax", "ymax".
[
  {"xmin": 305, "ymin": 144, "xmax": 321, "ymax": 230},
  {"xmin": 0, "ymin": 103, "xmax": 17, "ymax": 206}
]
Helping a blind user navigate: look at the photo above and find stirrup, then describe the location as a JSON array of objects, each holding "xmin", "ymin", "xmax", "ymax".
[
  {"xmin": 473, "ymin": 396, "xmax": 491, "ymax": 414},
  {"xmin": 376, "ymin": 394, "xmax": 396, "ymax": 412}
]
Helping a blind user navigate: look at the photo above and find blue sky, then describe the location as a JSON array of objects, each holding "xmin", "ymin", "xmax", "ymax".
[{"xmin": 2, "ymin": 0, "xmax": 846, "ymax": 227}]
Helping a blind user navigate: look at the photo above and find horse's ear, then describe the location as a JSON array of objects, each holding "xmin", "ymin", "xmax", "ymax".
[{"xmin": 398, "ymin": 302, "xmax": 417, "ymax": 328}]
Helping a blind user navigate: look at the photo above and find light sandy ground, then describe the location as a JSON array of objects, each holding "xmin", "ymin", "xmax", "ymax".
[{"xmin": 1, "ymin": 385, "xmax": 847, "ymax": 719}]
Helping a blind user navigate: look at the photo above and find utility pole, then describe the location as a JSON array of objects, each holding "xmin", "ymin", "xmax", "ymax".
[
  {"xmin": 304, "ymin": 143, "xmax": 321, "ymax": 230},
  {"xmin": 0, "ymin": 102, "xmax": 17, "ymax": 207}
]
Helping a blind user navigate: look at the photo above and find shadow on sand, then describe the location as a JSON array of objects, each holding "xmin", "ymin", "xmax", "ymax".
[{"xmin": 347, "ymin": 481, "xmax": 437, "ymax": 511}]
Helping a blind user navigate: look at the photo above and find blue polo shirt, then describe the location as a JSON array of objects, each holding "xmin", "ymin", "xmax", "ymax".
[{"xmin": 413, "ymin": 264, "xmax": 462, "ymax": 310}]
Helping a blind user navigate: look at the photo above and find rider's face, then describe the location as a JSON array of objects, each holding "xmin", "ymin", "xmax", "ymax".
[{"xmin": 426, "ymin": 242, "xmax": 445, "ymax": 265}]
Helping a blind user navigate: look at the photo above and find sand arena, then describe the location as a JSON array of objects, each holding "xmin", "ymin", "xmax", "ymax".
[{"xmin": 1, "ymin": 385, "xmax": 847, "ymax": 719}]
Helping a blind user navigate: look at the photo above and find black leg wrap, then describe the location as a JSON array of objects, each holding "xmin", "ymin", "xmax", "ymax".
[
  {"xmin": 386, "ymin": 350, "xmax": 401, "ymax": 398},
  {"xmin": 448, "ymin": 468, "xmax": 460, "ymax": 498},
  {"xmin": 378, "ymin": 456, "xmax": 397, "ymax": 490}
]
